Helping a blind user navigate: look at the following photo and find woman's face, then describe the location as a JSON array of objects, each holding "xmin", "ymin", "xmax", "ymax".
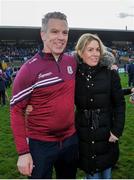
[{"xmin": 81, "ymin": 40, "xmax": 101, "ymax": 66}]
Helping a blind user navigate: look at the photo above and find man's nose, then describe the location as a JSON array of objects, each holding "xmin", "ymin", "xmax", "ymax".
[{"xmin": 58, "ymin": 32, "xmax": 65, "ymax": 39}]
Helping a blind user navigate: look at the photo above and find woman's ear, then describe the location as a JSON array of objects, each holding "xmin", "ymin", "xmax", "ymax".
[{"xmin": 78, "ymin": 50, "xmax": 82, "ymax": 57}]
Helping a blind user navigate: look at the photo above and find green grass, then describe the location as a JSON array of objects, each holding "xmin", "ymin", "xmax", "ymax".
[{"xmin": 0, "ymin": 73, "xmax": 134, "ymax": 179}]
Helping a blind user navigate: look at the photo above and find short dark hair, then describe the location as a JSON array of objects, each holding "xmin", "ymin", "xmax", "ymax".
[{"xmin": 41, "ymin": 12, "xmax": 67, "ymax": 32}]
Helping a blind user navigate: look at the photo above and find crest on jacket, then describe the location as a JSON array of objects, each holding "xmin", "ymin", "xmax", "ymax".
[{"xmin": 67, "ymin": 66, "xmax": 73, "ymax": 74}]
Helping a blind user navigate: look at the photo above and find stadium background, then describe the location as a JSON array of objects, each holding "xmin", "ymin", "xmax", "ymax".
[{"xmin": 0, "ymin": 26, "xmax": 134, "ymax": 65}]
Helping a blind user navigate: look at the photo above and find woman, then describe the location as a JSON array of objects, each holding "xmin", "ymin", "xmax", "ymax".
[{"xmin": 75, "ymin": 33, "xmax": 125, "ymax": 179}]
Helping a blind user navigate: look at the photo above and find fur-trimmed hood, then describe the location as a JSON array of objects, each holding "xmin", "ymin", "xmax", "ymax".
[{"xmin": 100, "ymin": 51, "xmax": 116, "ymax": 68}]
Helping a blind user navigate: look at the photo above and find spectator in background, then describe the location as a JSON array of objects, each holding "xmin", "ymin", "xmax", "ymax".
[
  {"xmin": 0, "ymin": 62, "xmax": 3, "ymax": 70},
  {"xmin": 5, "ymin": 66, "xmax": 13, "ymax": 88},
  {"xmin": 124, "ymin": 63, "xmax": 129, "ymax": 76},
  {"xmin": 10, "ymin": 12, "xmax": 78, "ymax": 179},
  {"xmin": 75, "ymin": 33, "xmax": 125, "ymax": 179},
  {"xmin": 12, "ymin": 67, "xmax": 19, "ymax": 81},
  {"xmin": 0, "ymin": 69, "xmax": 6, "ymax": 106},
  {"xmin": 127, "ymin": 59, "xmax": 134, "ymax": 87},
  {"xmin": 1, "ymin": 60, "xmax": 8, "ymax": 71}
]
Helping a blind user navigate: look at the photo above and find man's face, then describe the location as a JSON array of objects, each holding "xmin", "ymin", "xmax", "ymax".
[{"xmin": 41, "ymin": 18, "xmax": 69, "ymax": 56}]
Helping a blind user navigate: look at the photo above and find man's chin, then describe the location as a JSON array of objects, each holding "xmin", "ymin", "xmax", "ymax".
[{"xmin": 55, "ymin": 50, "xmax": 64, "ymax": 55}]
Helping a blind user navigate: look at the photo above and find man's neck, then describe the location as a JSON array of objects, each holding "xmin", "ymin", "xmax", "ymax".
[
  {"xmin": 53, "ymin": 55, "xmax": 59, "ymax": 62},
  {"xmin": 42, "ymin": 49, "xmax": 60, "ymax": 62}
]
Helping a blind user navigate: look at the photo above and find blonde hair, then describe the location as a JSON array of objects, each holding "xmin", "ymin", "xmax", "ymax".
[{"xmin": 75, "ymin": 33, "xmax": 105, "ymax": 58}]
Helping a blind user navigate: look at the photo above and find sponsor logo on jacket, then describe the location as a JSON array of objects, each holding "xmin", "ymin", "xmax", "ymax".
[{"xmin": 38, "ymin": 72, "xmax": 52, "ymax": 79}]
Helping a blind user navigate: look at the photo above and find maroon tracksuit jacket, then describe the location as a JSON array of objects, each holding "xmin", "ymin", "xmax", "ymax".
[{"xmin": 10, "ymin": 52, "xmax": 77, "ymax": 155}]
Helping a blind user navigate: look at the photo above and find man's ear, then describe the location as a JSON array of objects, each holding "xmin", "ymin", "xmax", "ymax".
[{"xmin": 40, "ymin": 31, "xmax": 46, "ymax": 41}]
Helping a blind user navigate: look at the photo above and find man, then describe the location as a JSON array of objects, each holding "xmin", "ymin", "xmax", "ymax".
[{"xmin": 10, "ymin": 12, "xmax": 78, "ymax": 179}]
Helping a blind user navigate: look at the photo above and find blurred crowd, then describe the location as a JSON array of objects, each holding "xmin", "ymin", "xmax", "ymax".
[
  {"xmin": 0, "ymin": 42, "xmax": 40, "ymax": 62},
  {"xmin": 0, "ymin": 61, "xmax": 20, "ymax": 106},
  {"xmin": 0, "ymin": 41, "xmax": 134, "ymax": 63}
]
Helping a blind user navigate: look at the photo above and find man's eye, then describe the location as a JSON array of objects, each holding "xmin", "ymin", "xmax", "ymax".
[
  {"xmin": 52, "ymin": 31, "xmax": 57, "ymax": 34},
  {"xmin": 63, "ymin": 31, "xmax": 68, "ymax": 35}
]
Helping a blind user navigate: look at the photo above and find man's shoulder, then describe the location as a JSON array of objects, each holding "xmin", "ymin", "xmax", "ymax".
[
  {"xmin": 25, "ymin": 52, "xmax": 41, "ymax": 67},
  {"xmin": 63, "ymin": 52, "xmax": 75, "ymax": 59},
  {"xmin": 16, "ymin": 52, "xmax": 42, "ymax": 78},
  {"xmin": 63, "ymin": 52, "xmax": 77, "ymax": 65}
]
